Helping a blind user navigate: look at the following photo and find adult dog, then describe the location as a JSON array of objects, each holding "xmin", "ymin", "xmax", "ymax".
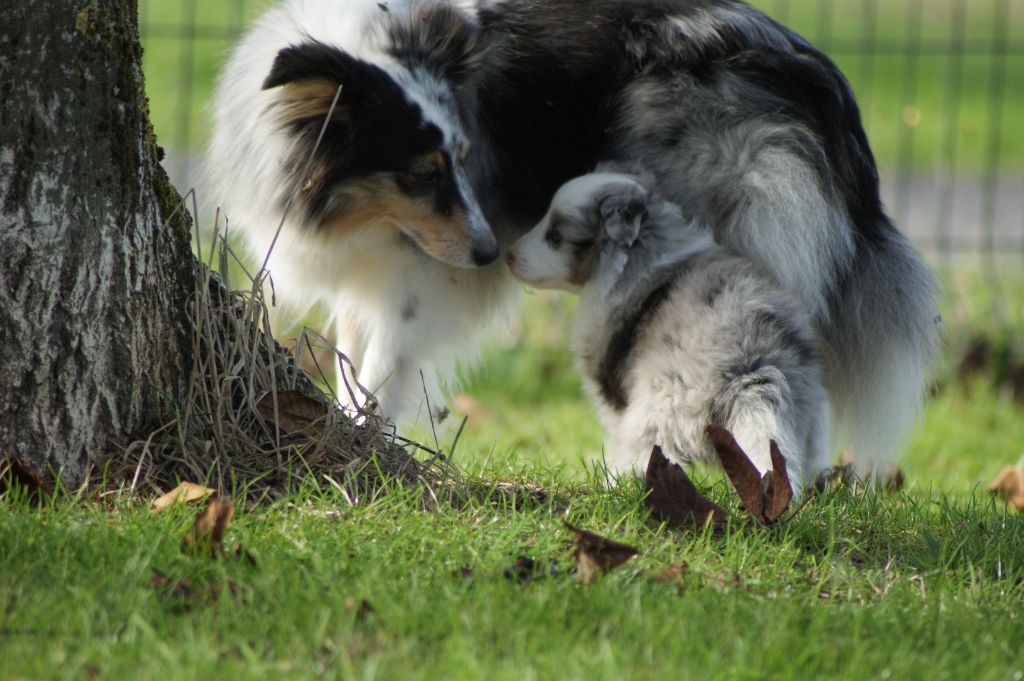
[
  {"xmin": 208, "ymin": 0, "xmax": 938, "ymax": 472},
  {"xmin": 208, "ymin": 0, "xmax": 510, "ymax": 422}
]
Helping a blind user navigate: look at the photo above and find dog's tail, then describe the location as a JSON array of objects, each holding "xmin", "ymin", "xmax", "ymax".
[{"xmin": 823, "ymin": 225, "xmax": 940, "ymax": 477}]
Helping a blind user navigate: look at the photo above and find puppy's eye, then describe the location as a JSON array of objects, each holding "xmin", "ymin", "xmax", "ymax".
[{"xmin": 545, "ymin": 228, "xmax": 563, "ymax": 248}]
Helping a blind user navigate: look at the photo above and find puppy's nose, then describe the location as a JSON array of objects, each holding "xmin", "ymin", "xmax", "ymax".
[{"xmin": 472, "ymin": 242, "xmax": 499, "ymax": 267}]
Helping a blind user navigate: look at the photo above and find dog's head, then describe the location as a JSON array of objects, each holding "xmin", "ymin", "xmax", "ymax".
[
  {"xmin": 506, "ymin": 173, "xmax": 649, "ymax": 292},
  {"xmin": 260, "ymin": 6, "xmax": 497, "ymax": 267}
]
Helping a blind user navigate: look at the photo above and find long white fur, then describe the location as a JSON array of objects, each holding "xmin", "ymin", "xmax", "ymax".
[{"xmin": 206, "ymin": 0, "xmax": 515, "ymax": 424}]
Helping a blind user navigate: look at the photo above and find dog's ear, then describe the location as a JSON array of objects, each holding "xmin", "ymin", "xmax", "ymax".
[
  {"xmin": 261, "ymin": 41, "xmax": 393, "ymax": 123},
  {"xmin": 597, "ymin": 181, "xmax": 648, "ymax": 246}
]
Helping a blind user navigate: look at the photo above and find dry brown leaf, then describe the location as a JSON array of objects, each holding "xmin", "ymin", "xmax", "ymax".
[
  {"xmin": 182, "ymin": 498, "xmax": 235, "ymax": 557},
  {"xmin": 453, "ymin": 393, "xmax": 492, "ymax": 423},
  {"xmin": 232, "ymin": 542, "xmax": 258, "ymax": 567},
  {"xmin": 150, "ymin": 570, "xmax": 238, "ymax": 602},
  {"xmin": 256, "ymin": 389, "xmax": 329, "ymax": 435},
  {"xmin": 707, "ymin": 425, "xmax": 765, "ymax": 519},
  {"xmin": 150, "ymin": 481, "xmax": 216, "ymax": 513},
  {"xmin": 882, "ymin": 467, "xmax": 906, "ymax": 493},
  {"xmin": 706, "ymin": 426, "xmax": 794, "ymax": 525},
  {"xmin": 150, "ymin": 570, "xmax": 196, "ymax": 599},
  {"xmin": 1, "ymin": 455, "xmax": 52, "ymax": 496},
  {"xmin": 503, "ymin": 556, "xmax": 542, "ymax": 582},
  {"xmin": 653, "ymin": 562, "xmax": 689, "ymax": 583},
  {"xmin": 564, "ymin": 522, "xmax": 640, "ymax": 584},
  {"xmin": 762, "ymin": 441, "xmax": 794, "ymax": 523},
  {"xmin": 644, "ymin": 446, "xmax": 728, "ymax": 530},
  {"xmin": 988, "ymin": 465, "xmax": 1024, "ymax": 511}
]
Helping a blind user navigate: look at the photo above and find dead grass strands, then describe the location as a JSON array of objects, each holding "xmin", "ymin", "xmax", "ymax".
[{"xmin": 113, "ymin": 193, "xmax": 458, "ymax": 505}]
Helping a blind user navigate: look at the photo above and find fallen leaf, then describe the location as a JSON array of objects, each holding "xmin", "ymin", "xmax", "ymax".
[
  {"xmin": 882, "ymin": 467, "xmax": 906, "ymax": 493},
  {"xmin": 150, "ymin": 569, "xmax": 238, "ymax": 604},
  {"xmin": 705, "ymin": 568, "xmax": 743, "ymax": 591},
  {"xmin": 762, "ymin": 441, "xmax": 794, "ymax": 522},
  {"xmin": 232, "ymin": 542, "xmax": 258, "ymax": 567},
  {"xmin": 182, "ymin": 499, "xmax": 235, "ymax": 557},
  {"xmin": 345, "ymin": 597, "xmax": 374, "ymax": 621},
  {"xmin": 150, "ymin": 570, "xmax": 196, "ymax": 599},
  {"xmin": 644, "ymin": 446, "xmax": 728, "ymax": 530},
  {"xmin": 150, "ymin": 481, "xmax": 216, "ymax": 513},
  {"xmin": 812, "ymin": 463, "xmax": 857, "ymax": 493},
  {"xmin": 564, "ymin": 522, "xmax": 640, "ymax": 584},
  {"xmin": 256, "ymin": 389, "xmax": 329, "ymax": 435},
  {"xmin": 503, "ymin": 556, "xmax": 542, "ymax": 582},
  {"xmin": 706, "ymin": 426, "xmax": 794, "ymax": 525},
  {"xmin": 453, "ymin": 393, "xmax": 492, "ymax": 423},
  {"xmin": 653, "ymin": 562, "xmax": 689, "ymax": 583},
  {"xmin": 958, "ymin": 335, "xmax": 991, "ymax": 378},
  {"xmin": 0, "ymin": 455, "xmax": 52, "ymax": 496},
  {"xmin": 989, "ymin": 465, "xmax": 1024, "ymax": 511}
]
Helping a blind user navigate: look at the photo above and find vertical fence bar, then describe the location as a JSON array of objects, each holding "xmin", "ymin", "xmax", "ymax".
[
  {"xmin": 894, "ymin": 0, "xmax": 924, "ymax": 228},
  {"xmin": 816, "ymin": 0, "xmax": 833, "ymax": 51},
  {"xmin": 857, "ymin": 0, "xmax": 879, "ymax": 130},
  {"xmin": 936, "ymin": 0, "xmax": 967, "ymax": 268},
  {"xmin": 140, "ymin": 0, "xmax": 151, "ymax": 44},
  {"xmin": 176, "ymin": 0, "xmax": 198, "ymax": 188},
  {"xmin": 229, "ymin": 0, "xmax": 246, "ymax": 38},
  {"xmin": 774, "ymin": 0, "xmax": 790, "ymax": 25},
  {"xmin": 980, "ymin": 0, "xmax": 1008, "ymax": 285}
]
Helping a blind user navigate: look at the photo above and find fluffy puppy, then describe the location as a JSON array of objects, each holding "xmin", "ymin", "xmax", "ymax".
[
  {"xmin": 507, "ymin": 171, "xmax": 831, "ymax": 490},
  {"xmin": 206, "ymin": 0, "xmax": 513, "ymax": 422}
]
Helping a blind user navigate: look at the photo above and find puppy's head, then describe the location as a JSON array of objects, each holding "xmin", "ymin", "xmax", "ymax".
[
  {"xmin": 261, "ymin": 10, "xmax": 497, "ymax": 268},
  {"xmin": 506, "ymin": 173, "xmax": 649, "ymax": 292}
]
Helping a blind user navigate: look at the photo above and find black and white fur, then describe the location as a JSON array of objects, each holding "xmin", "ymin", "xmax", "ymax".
[
  {"xmin": 508, "ymin": 171, "xmax": 830, "ymax": 488},
  {"xmin": 206, "ymin": 0, "xmax": 513, "ymax": 422},
  {"xmin": 209, "ymin": 0, "xmax": 938, "ymax": 472},
  {"xmin": 463, "ymin": 0, "xmax": 938, "ymax": 474}
]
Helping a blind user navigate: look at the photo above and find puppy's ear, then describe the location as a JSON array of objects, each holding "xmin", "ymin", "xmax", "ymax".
[{"xmin": 598, "ymin": 181, "xmax": 648, "ymax": 246}]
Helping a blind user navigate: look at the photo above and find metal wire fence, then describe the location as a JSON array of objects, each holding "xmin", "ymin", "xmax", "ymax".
[{"xmin": 140, "ymin": 0, "xmax": 1024, "ymax": 264}]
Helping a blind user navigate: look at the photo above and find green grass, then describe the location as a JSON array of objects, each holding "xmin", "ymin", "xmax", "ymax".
[
  {"xmin": 3, "ymin": 270, "xmax": 1024, "ymax": 681},
  {"xmin": 139, "ymin": 0, "xmax": 1024, "ymax": 171}
]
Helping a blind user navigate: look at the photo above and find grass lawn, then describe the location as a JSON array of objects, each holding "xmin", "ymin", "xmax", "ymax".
[
  {"xmin": 3, "ymin": 272, "xmax": 1023, "ymax": 681},
  {"xmin": 4, "ymin": 4, "xmax": 1022, "ymax": 678}
]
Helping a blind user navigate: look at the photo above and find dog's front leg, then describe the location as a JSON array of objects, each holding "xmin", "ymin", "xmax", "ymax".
[{"xmin": 358, "ymin": 335, "xmax": 447, "ymax": 428}]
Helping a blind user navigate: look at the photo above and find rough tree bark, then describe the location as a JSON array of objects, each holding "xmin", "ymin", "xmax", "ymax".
[{"xmin": 0, "ymin": 1, "xmax": 195, "ymax": 490}]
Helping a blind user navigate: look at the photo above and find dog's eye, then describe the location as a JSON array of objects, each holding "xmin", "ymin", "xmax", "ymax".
[
  {"xmin": 545, "ymin": 228, "xmax": 563, "ymax": 248},
  {"xmin": 401, "ymin": 168, "xmax": 441, "ymax": 188},
  {"xmin": 397, "ymin": 168, "xmax": 442, "ymax": 195},
  {"xmin": 413, "ymin": 168, "xmax": 442, "ymax": 186}
]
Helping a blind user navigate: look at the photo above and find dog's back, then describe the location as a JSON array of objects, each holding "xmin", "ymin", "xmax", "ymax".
[{"xmin": 471, "ymin": 0, "xmax": 938, "ymax": 475}]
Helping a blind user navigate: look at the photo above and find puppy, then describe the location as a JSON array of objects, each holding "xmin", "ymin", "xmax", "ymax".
[
  {"xmin": 205, "ymin": 0, "xmax": 514, "ymax": 423},
  {"xmin": 507, "ymin": 171, "xmax": 830, "ymax": 490}
]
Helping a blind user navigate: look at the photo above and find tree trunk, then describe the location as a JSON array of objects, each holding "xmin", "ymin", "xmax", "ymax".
[{"xmin": 0, "ymin": 1, "xmax": 195, "ymax": 491}]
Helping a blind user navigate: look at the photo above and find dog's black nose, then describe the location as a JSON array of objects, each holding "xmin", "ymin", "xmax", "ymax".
[{"xmin": 472, "ymin": 242, "xmax": 499, "ymax": 266}]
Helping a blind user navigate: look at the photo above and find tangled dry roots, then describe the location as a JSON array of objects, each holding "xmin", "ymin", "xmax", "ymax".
[{"xmin": 112, "ymin": 242, "xmax": 458, "ymax": 505}]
